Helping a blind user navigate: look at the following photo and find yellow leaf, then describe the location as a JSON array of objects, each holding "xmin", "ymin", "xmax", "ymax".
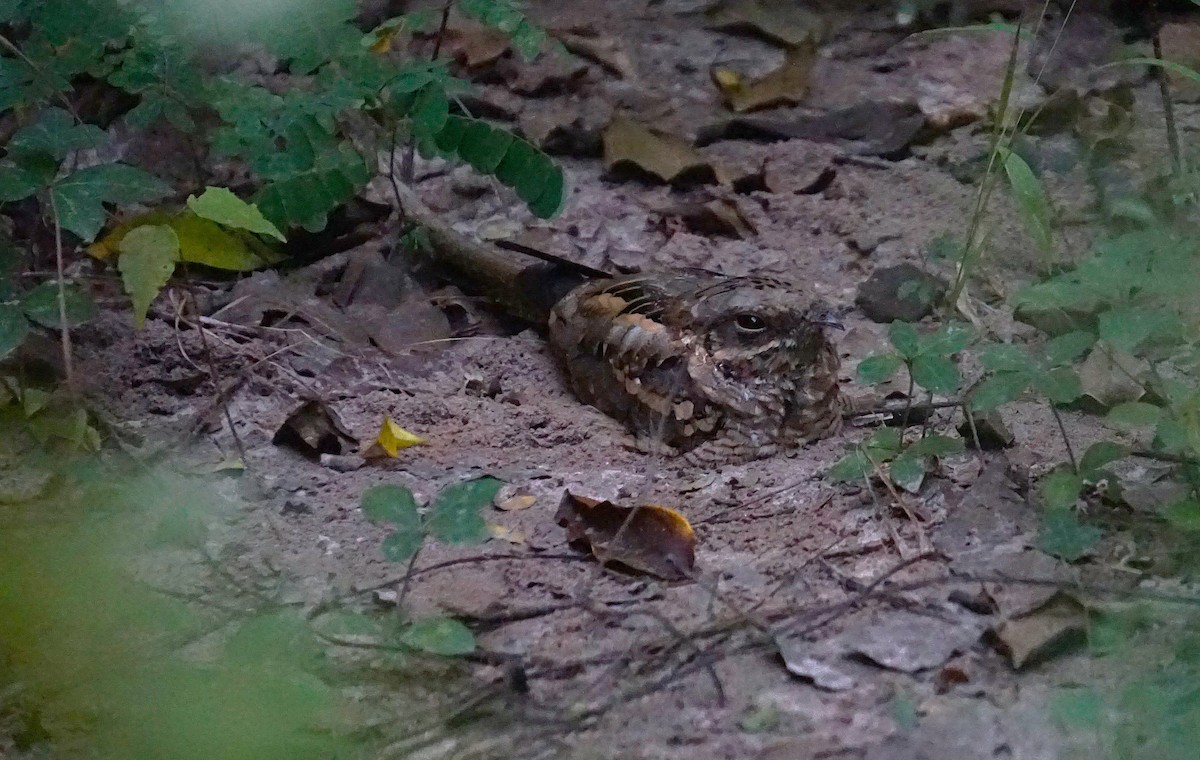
[
  {"xmin": 88, "ymin": 210, "xmax": 284, "ymax": 271},
  {"xmin": 487, "ymin": 524, "xmax": 526, "ymax": 545},
  {"xmin": 372, "ymin": 416, "xmax": 426, "ymax": 458}
]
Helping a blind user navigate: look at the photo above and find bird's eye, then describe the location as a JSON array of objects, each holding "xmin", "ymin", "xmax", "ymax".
[{"xmin": 734, "ymin": 313, "xmax": 767, "ymax": 333}]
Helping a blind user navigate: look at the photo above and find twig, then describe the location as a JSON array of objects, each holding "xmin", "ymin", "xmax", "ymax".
[
  {"xmin": 1050, "ymin": 402, "xmax": 1078, "ymax": 472},
  {"xmin": 396, "ymin": 541, "xmax": 425, "ymax": 609},
  {"xmin": 1147, "ymin": 0, "xmax": 1182, "ymax": 175},
  {"xmin": 46, "ymin": 193, "xmax": 76, "ymax": 392},
  {"xmin": 401, "ymin": 1, "xmax": 453, "ymax": 183}
]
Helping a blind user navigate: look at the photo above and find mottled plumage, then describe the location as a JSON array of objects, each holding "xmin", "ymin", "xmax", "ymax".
[{"xmin": 547, "ymin": 272, "xmax": 842, "ymax": 464}]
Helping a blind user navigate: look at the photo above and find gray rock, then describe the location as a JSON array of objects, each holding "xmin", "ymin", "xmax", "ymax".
[{"xmin": 855, "ymin": 263, "xmax": 947, "ymax": 323}]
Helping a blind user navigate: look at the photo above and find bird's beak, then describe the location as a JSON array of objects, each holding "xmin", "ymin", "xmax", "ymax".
[{"xmin": 809, "ymin": 305, "xmax": 845, "ymax": 331}]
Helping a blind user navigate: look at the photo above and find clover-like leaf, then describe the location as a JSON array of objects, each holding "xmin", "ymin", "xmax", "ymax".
[
  {"xmin": 361, "ymin": 484, "xmax": 424, "ymax": 562},
  {"xmin": 1105, "ymin": 402, "xmax": 1162, "ymax": 430},
  {"xmin": 971, "ymin": 371, "xmax": 1030, "ymax": 411},
  {"xmin": 427, "ymin": 476, "xmax": 502, "ymax": 544},
  {"xmin": 1162, "ymin": 500, "xmax": 1200, "ymax": 532},
  {"xmin": 1039, "ymin": 508, "xmax": 1101, "ymax": 562},
  {"xmin": 827, "ymin": 450, "xmax": 872, "ymax": 483},
  {"xmin": 888, "ymin": 452, "xmax": 926, "ymax": 492},
  {"xmin": 1041, "ymin": 467, "xmax": 1083, "ymax": 511},
  {"xmin": 888, "ymin": 321, "xmax": 921, "ymax": 359},
  {"xmin": 1078, "ymin": 441, "xmax": 1129, "ymax": 477},
  {"xmin": 911, "ymin": 354, "xmax": 960, "ymax": 394},
  {"xmin": 399, "ymin": 616, "xmax": 476, "ymax": 656},
  {"xmin": 1033, "ymin": 367, "xmax": 1082, "ymax": 405},
  {"xmin": 856, "ymin": 353, "xmax": 904, "ymax": 384},
  {"xmin": 979, "ymin": 343, "xmax": 1036, "ymax": 373},
  {"xmin": 20, "ymin": 281, "xmax": 96, "ymax": 328},
  {"xmin": 1043, "ymin": 331, "xmax": 1096, "ymax": 367},
  {"xmin": 920, "ymin": 322, "xmax": 972, "ymax": 356},
  {"xmin": 905, "ymin": 434, "xmax": 965, "ymax": 458}
]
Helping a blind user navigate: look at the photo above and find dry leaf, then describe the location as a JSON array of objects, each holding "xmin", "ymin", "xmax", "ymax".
[
  {"xmin": 362, "ymin": 415, "xmax": 426, "ymax": 459},
  {"xmin": 1161, "ymin": 22, "xmax": 1200, "ymax": 102},
  {"xmin": 1077, "ymin": 340, "xmax": 1148, "ymax": 411},
  {"xmin": 555, "ymin": 491, "xmax": 696, "ymax": 581},
  {"xmin": 272, "ymin": 400, "xmax": 358, "ymax": 458},
  {"xmin": 712, "ymin": 44, "xmax": 815, "ymax": 113},
  {"xmin": 496, "ymin": 491, "xmax": 537, "ymax": 511},
  {"xmin": 602, "ymin": 115, "xmax": 726, "ymax": 186},
  {"xmin": 989, "ymin": 592, "xmax": 1088, "ymax": 669},
  {"xmin": 445, "ymin": 25, "xmax": 512, "ymax": 69},
  {"xmin": 705, "ymin": 0, "xmax": 828, "ymax": 48},
  {"xmin": 89, "ymin": 211, "xmax": 283, "ymax": 271},
  {"xmin": 553, "ymin": 29, "xmax": 637, "ymax": 79},
  {"xmin": 487, "ymin": 523, "xmax": 527, "ymax": 544}
]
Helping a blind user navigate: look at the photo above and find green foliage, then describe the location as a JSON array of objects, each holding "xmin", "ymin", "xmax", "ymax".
[
  {"xmin": 117, "ymin": 225, "xmax": 179, "ymax": 327},
  {"xmin": 362, "ymin": 476, "xmax": 502, "ymax": 560},
  {"xmin": 856, "ymin": 321, "xmax": 968, "ymax": 394},
  {"xmin": 972, "ymin": 332, "xmax": 1093, "ymax": 411}
]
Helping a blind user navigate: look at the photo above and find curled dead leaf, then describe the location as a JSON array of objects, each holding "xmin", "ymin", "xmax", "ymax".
[
  {"xmin": 272, "ymin": 400, "xmax": 358, "ymax": 458},
  {"xmin": 650, "ymin": 197, "xmax": 757, "ymax": 239},
  {"xmin": 362, "ymin": 415, "xmax": 426, "ymax": 459},
  {"xmin": 555, "ymin": 491, "xmax": 696, "ymax": 581},
  {"xmin": 552, "ymin": 28, "xmax": 637, "ymax": 80}
]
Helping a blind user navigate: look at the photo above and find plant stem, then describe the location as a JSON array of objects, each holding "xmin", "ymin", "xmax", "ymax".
[
  {"xmin": 1147, "ymin": 0, "xmax": 1182, "ymax": 175},
  {"xmin": 401, "ymin": 1, "xmax": 453, "ymax": 184},
  {"xmin": 1050, "ymin": 403, "xmax": 1078, "ymax": 472},
  {"xmin": 47, "ymin": 193, "xmax": 76, "ymax": 393},
  {"xmin": 397, "ymin": 541, "xmax": 425, "ymax": 609}
]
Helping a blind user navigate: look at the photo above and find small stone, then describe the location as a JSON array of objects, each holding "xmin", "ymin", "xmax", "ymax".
[
  {"xmin": 281, "ymin": 498, "xmax": 311, "ymax": 515},
  {"xmin": 958, "ymin": 410, "xmax": 1014, "ymax": 450},
  {"xmin": 320, "ymin": 453, "xmax": 366, "ymax": 472},
  {"xmin": 855, "ymin": 263, "xmax": 947, "ymax": 323}
]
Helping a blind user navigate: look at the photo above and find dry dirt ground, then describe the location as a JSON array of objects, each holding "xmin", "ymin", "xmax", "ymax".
[{"xmin": 26, "ymin": 1, "xmax": 1200, "ymax": 758}]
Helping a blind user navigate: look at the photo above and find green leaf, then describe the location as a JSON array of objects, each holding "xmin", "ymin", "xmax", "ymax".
[
  {"xmin": 970, "ymin": 371, "xmax": 1030, "ymax": 411},
  {"xmin": 979, "ymin": 343, "xmax": 1036, "ymax": 373},
  {"xmin": 1097, "ymin": 307, "xmax": 1178, "ymax": 353},
  {"xmin": 1039, "ymin": 508, "xmax": 1101, "ymax": 562},
  {"xmin": 1162, "ymin": 500, "xmax": 1200, "ymax": 531},
  {"xmin": 7, "ymin": 107, "xmax": 104, "ymax": 161},
  {"xmin": 1002, "ymin": 147, "xmax": 1053, "ymax": 255},
  {"xmin": 459, "ymin": 120, "xmax": 515, "ymax": 175},
  {"xmin": 410, "ymin": 84, "xmax": 449, "ymax": 137},
  {"xmin": 1154, "ymin": 418, "xmax": 1191, "ymax": 455},
  {"xmin": 361, "ymin": 483, "xmax": 419, "ymax": 525},
  {"xmin": 1051, "ymin": 689, "xmax": 1103, "ymax": 729},
  {"xmin": 1041, "ymin": 467, "xmax": 1083, "ymax": 511},
  {"xmin": 889, "ymin": 452, "xmax": 926, "ymax": 492},
  {"xmin": 1105, "ymin": 402, "xmax": 1162, "ymax": 429},
  {"xmin": 118, "ymin": 225, "xmax": 179, "ymax": 328},
  {"xmin": 186, "ymin": 187, "xmax": 286, "ymax": 242},
  {"xmin": 905, "ymin": 434, "xmax": 965, "ymax": 458},
  {"xmin": 1079, "ymin": 441, "xmax": 1130, "ymax": 477},
  {"xmin": 1043, "ymin": 331, "xmax": 1096, "ymax": 367},
  {"xmin": 51, "ymin": 164, "xmax": 171, "ymax": 242},
  {"xmin": 888, "ymin": 321, "xmax": 921, "ymax": 359},
  {"xmin": 399, "ymin": 616, "xmax": 476, "ymax": 656},
  {"xmin": 0, "ymin": 303, "xmax": 29, "ymax": 360},
  {"xmin": 910, "ymin": 354, "xmax": 960, "ymax": 394},
  {"xmin": 866, "ymin": 427, "xmax": 903, "ymax": 458},
  {"xmin": 856, "ymin": 353, "xmax": 904, "ymax": 384},
  {"xmin": 361, "ymin": 484, "xmax": 424, "ymax": 562},
  {"xmin": 1032, "ymin": 367, "xmax": 1082, "ymax": 405},
  {"xmin": 382, "ymin": 529, "xmax": 425, "ymax": 563},
  {"xmin": 0, "ymin": 161, "xmax": 48, "ymax": 202},
  {"xmin": 254, "ymin": 142, "xmax": 370, "ymax": 232},
  {"xmin": 919, "ymin": 322, "xmax": 972, "ymax": 355},
  {"xmin": 826, "ymin": 450, "xmax": 872, "ymax": 483},
  {"xmin": 427, "ymin": 476, "xmax": 502, "ymax": 544},
  {"xmin": 20, "ymin": 281, "xmax": 96, "ymax": 328}
]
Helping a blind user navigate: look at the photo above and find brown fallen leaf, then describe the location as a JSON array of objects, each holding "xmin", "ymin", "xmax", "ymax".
[
  {"xmin": 519, "ymin": 99, "xmax": 612, "ymax": 157},
  {"xmin": 444, "ymin": 25, "xmax": 512, "ymax": 70},
  {"xmin": 988, "ymin": 592, "xmax": 1088, "ymax": 669},
  {"xmin": 650, "ymin": 197, "xmax": 757, "ymax": 239},
  {"xmin": 602, "ymin": 115, "xmax": 726, "ymax": 186},
  {"xmin": 705, "ymin": 0, "xmax": 828, "ymax": 49},
  {"xmin": 273, "ymin": 399, "xmax": 358, "ymax": 458},
  {"xmin": 488, "ymin": 523, "xmax": 527, "ymax": 545},
  {"xmin": 495, "ymin": 489, "xmax": 536, "ymax": 511},
  {"xmin": 711, "ymin": 43, "xmax": 816, "ymax": 113},
  {"xmin": 1077, "ymin": 340, "xmax": 1148, "ymax": 412},
  {"xmin": 552, "ymin": 28, "xmax": 637, "ymax": 80},
  {"xmin": 555, "ymin": 491, "xmax": 696, "ymax": 581},
  {"xmin": 1161, "ymin": 21, "xmax": 1200, "ymax": 102}
]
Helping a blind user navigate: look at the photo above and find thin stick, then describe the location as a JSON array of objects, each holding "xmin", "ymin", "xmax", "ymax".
[
  {"xmin": 1147, "ymin": 0, "xmax": 1182, "ymax": 175},
  {"xmin": 47, "ymin": 193, "xmax": 76, "ymax": 392}
]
